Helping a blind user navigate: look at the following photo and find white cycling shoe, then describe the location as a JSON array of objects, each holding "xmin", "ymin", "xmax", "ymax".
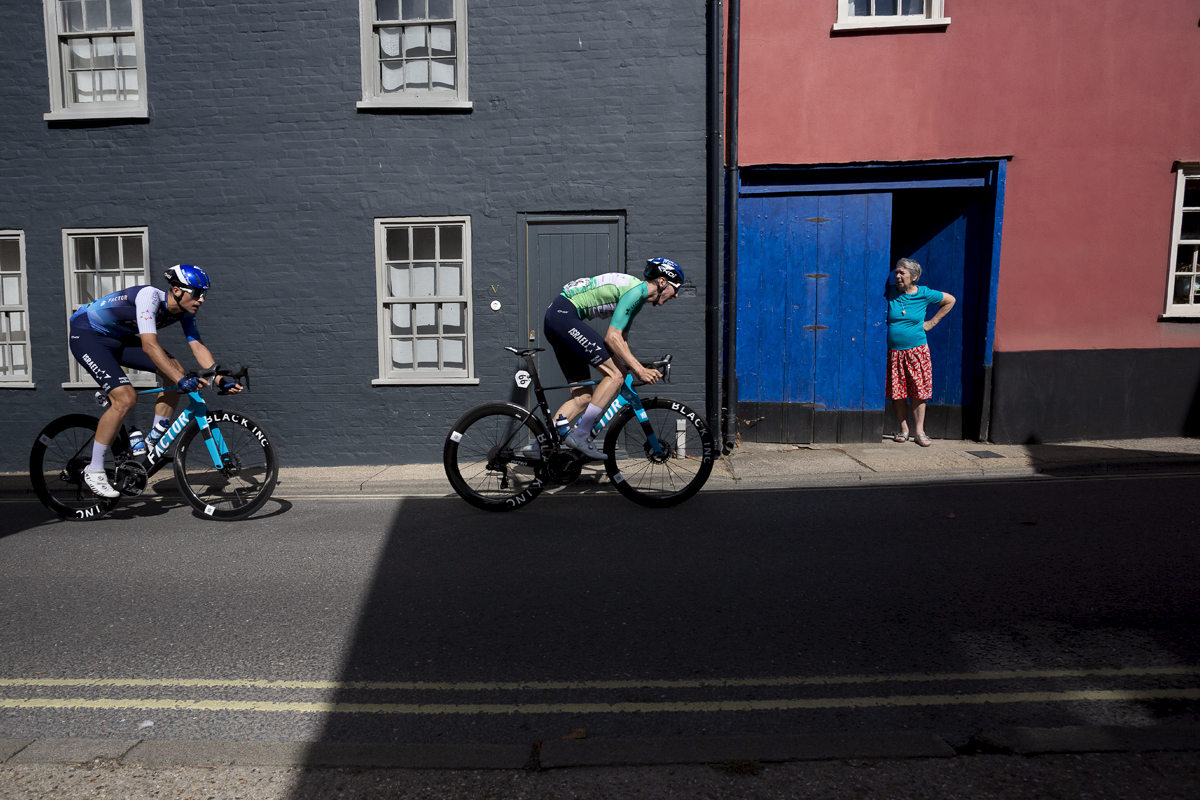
[
  {"xmin": 564, "ymin": 431, "xmax": 606, "ymax": 461},
  {"xmin": 83, "ymin": 468, "xmax": 119, "ymax": 499}
]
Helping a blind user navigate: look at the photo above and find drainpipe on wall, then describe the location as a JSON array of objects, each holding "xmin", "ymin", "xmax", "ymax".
[
  {"xmin": 705, "ymin": 0, "xmax": 724, "ymax": 440},
  {"xmin": 721, "ymin": 0, "xmax": 741, "ymax": 455}
]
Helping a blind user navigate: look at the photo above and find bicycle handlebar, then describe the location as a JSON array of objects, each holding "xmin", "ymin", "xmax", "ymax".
[{"xmin": 181, "ymin": 363, "xmax": 251, "ymax": 394}]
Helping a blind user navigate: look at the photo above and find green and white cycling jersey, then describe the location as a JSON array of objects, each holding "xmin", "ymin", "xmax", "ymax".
[{"xmin": 560, "ymin": 273, "xmax": 648, "ymax": 332}]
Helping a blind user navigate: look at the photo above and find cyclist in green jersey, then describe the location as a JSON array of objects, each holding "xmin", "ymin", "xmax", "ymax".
[{"xmin": 543, "ymin": 258, "xmax": 685, "ymax": 459}]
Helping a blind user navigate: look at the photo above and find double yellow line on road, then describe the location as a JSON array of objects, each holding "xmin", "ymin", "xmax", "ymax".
[{"xmin": 1, "ymin": 666, "xmax": 1197, "ymax": 715}]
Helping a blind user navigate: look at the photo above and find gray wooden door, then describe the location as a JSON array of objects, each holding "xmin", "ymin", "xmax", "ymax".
[{"xmin": 517, "ymin": 214, "xmax": 625, "ymax": 391}]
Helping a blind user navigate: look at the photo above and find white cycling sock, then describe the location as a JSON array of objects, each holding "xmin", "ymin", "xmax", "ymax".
[
  {"xmin": 88, "ymin": 441, "xmax": 109, "ymax": 472},
  {"xmin": 571, "ymin": 403, "xmax": 603, "ymax": 439}
]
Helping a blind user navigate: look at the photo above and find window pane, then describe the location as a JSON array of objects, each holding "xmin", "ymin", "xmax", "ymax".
[
  {"xmin": 99, "ymin": 69, "xmax": 118, "ymax": 102},
  {"xmin": 98, "ymin": 274, "xmax": 119, "ymax": 296},
  {"xmin": 389, "ymin": 265, "xmax": 410, "ymax": 297},
  {"xmin": 442, "ymin": 302, "xmax": 464, "ymax": 333},
  {"xmin": 122, "ymin": 235, "xmax": 143, "ymax": 270},
  {"xmin": 391, "ymin": 338, "xmax": 413, "ymax": 369},
  {"xmin": 1176, "ymin": 245, "xmax": 1198, "ymax": 273},
  {"xmin": 379, "ymin": 26, "xmax": 402, "ymax": 58},
  {"xmin": 111, "ymin": 0, "xmax": 133, "ymax": 28},
  {"xmin": 412, "ymin": 265, "xmax": 435, "ymax": 297},
  {"xmin": 390, "ymin": 303, "xmax": 412, "ymax": 334},
  {"xmin": 430, "ymin": 24, "xmax": 454, "ymax": 56},
  {"xmin": 414, "ymin": 302, "xmax": 437, "ymax": 334},
  {"xmin": 382, "ymin": 61, "xmax": 404, "ymax": 92},
  {"xmin": 72, "ymin": 71, "xmax": 95, "ymax": 102},
  {"xmin": 386, "ymin": 227, "xmax": 409, "ymax": 260},
  {"xmin": 876, "ymin": 0, "xmax": 898, "ymax": 15},
  {"xmin": 11, "ymin": 344, "xmax": 27, "ymax": 374},
  {"xmin": 83, "ymin": 0, "xmax": 107, "ymax": 29},
  {"xmin": 443, "ymin": 337, "xmax": 465, "ymax": 370},
  {"xmin": 99, "ymin": 236, "xmax": 120, "ymax": 270},
  {"xmin": 0, "ymin": 240, "xmax": 19, "ymax": 271},
  {"xmin": 404, "ymin": 60, "xmax": 429, "ymax": 90},
  {"xmin": 439, "ymin": 225, "xmax": 462, "ymax": 259},
  {"xmin": 7, "ymin": 311, "xmax": 26, "ymax": 340},
  {"xmin": 1174, "ymin": 275, "xmax": 1194, "ymax": 304},
  {"xmin": 117, "ymin": 38, "xmax": 137, "ymax": 67},
  {"xmin": 376, "ymin": 0, "xmax": 400, "ymax": 22},
  {"xmin": 1181, "ymin": 212, "xmax": 1200, "ymax": 240},
  {"xmin": 412, "ymin": 227, "xmax": 436, "ymax": 259},
  {"xmin": 438, "ymin": 264, "xmax": 461, "ymax": 296},
  {"xmin": 429, "ymin": 0, "xmax": 453, "ymax": 20},
  {"xmin": 93, "ymin": 37, "xmax": 116, "ymax": 68},
  {"xmin": 2, "ymin": 276, "xmax": 20, "ymax": 307},
  {"xmin": 61, "ymin": 0, "xmax": 85, "ymax": 32},
  {"xmin": 75, "ymin": 238, "xmax": 96, "ymax": 271},
  {"xmin": 402, "ymin": 0, "xmax": 427, "ymax": 20},
  {"xmin": 77, "ymin": 274, "xmax": 96, "ymax": 303},
  {"xmin": 431, "ymin": 59, "xmax": 455, "ymax": 90},
  {"xmin": 404, "ymin": 25, "xmax": 429, "ymax": 57},
  {"xmin": 901, "ymin": 0, "xmax": 925, "ymax": 14},
  {"xmin": 416, "ymin": 338, "xmax": 438, "ymax": 368},
  {"xmin": 848, "ymin": 0, "xmax": 870, "ymax": 15},
  {"xmin": 122, "ymin": 273, "xmax": 140, "ymax": 289},
  {"xmin": 1184, "ymin": 179, "xmax": 1200, "ymax": 210},
  {"xmin": 69, "ymin": 39, "xmax": 93, "ymax": 69},
  {"xmin": 119, "ymin": 69, "xmax": 138, "ymax": 100}
]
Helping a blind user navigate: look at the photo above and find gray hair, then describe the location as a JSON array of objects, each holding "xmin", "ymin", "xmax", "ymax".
[{"xmin": 895, "ymin": 257, "xmax": 922, "ymax": 282}]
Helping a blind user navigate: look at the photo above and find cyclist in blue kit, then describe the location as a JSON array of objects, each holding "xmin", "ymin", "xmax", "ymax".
[
  {"xmin": 68, "ymin": 264, "xmax": 242, "ymax": 499},
  {"xmin": 543, "ymin": 257, "xmax": 685, "ymax": 459}
]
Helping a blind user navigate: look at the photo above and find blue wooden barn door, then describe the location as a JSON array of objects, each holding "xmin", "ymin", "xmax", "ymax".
[{"xmin": 737, "ymin": 193, "xmax": 892, "ymax": 443}]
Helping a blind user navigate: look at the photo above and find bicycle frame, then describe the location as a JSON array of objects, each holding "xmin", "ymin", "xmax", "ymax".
[{"xmin": 135, "ymin": 385, "xmax": 231, "ymax": 473}]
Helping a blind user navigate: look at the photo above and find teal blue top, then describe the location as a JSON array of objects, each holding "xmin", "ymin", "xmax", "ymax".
[{"xmin": 886, "ymin": 285, "xmax": 944, "ymax": 351}]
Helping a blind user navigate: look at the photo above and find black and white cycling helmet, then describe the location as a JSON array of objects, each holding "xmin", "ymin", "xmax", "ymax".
[
  {"xmin": 163, "ymin": 264, "xmax": 211, "ymax": 294},
  {"xmin": 644, "ymin": 257, "xmax": 685, "ymax": 288}
]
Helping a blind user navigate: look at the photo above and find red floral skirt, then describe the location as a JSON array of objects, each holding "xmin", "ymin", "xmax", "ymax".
[{"xmin": 886, "ymin": 344, "xmax": 933, "ymax": 400}]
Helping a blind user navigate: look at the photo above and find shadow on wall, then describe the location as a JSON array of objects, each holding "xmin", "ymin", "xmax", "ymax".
[{"xmin": 285, "ymin": 478, "xmax": 1200, "ymax": 787}]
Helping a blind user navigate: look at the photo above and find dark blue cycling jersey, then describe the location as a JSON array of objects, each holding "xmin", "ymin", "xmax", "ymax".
[{"xmin": 70, "ymin": 285, "xmax": 201, "ymax": 342}]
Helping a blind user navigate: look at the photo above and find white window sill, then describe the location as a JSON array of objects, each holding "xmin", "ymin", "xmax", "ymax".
[
  {"xmin": 0, "ymin": 381, "xmax": 36, "ymax": 389},
  {"xmin": 832, "ymin": 16, "xmax": 950, "ymax": 32},
  {"xmin": 1159, "ymin": 312, "xmax": 1200, "ymax": 322},
  {"xmin": 45, "ymin": 107, "xmax": 149, "ymax": 122},
  {"xmin": 373, "ymin": 376, "xmax": 479, "ymax": 386},
  {"xmin": 357, "ymin": 98, "xmax": 473, "ymax": 112}
]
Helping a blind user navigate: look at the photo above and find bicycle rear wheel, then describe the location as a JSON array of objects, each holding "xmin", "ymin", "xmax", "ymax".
[
  {"xmin": 444, "ymin": 402, "xmax": 549, "ymax": 511},
  {"xmin": 29, "ymin": 414, "xmax": 123, "ymax": 520},
  {"xmin": 603, "ymin": 397, "xmax": 715, "ymax": 508},
  {"xmin": 174, "ymin": 411, "xmax": 278, "ymax": 520}
]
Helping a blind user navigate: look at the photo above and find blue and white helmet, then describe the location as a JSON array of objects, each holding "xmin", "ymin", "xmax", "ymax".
[
  {"xmin": 644, "ymin": 257, "xmax": 685, "ymax": 288},
  {"xmin": 163, "ymin": 264, "xmax": 210, "ymax": 292}
]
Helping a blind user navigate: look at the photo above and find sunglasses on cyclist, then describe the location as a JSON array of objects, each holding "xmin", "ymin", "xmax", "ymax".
[{"xmin": 176, "ymin": 286, "xmax": 207, "ymax": 300}]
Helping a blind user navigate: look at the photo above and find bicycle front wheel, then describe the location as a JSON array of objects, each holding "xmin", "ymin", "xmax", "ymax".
[
  {"xmin": 174, "ymin": 410, "xmax": 278, "ymax": 520},
  {"xmin": 29, "ymin": 414, "xmax": 122, "ymax": 520},
  {"xmin": 603, "ymin": 398, "xmax": 715, "ymax": 508},
  {"xmin": 444, "ymin": 402, "xmax": 549, "ymax": 511}
]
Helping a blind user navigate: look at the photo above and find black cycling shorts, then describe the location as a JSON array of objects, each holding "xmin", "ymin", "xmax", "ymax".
[
  {"xmin": 69, "ymin": 325, "xmax": 170, "ymax": 394},
  {"xmin": 543, "ymin": 294, "xmax": 611, "ymax": 383}
]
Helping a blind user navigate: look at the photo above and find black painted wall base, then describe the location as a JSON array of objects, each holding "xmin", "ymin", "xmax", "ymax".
[
  {"xmin": 990, "ymin": 348, "xmax": 1200, "ymax": 443},
  {"xmin": 737, "ymin": 402, "xmax": 886, "ymax": 444}
]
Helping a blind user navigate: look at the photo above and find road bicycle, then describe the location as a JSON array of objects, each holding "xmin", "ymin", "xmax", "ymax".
[
  {"xmin": 29, "ymin": 365, "xmax": 278, "ymax": 521},
  {"xmin": 444, "ymin": 346, "xmax": 715, "ymax": 511}
]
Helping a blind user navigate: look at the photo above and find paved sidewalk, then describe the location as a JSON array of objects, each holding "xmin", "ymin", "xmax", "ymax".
[{"xmin": 5, "ymin": 436, "xmax": 1200, "ymax": 498}]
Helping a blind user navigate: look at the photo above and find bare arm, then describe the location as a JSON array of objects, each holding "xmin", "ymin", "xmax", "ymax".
[
  {"xmin": 139, "ymin": 332, "xmax": 190, "ymax": 385},
  {"xmin": 604, "ymin": 326, "xmax": 660, "ymax": 385},
  {"xmin": 923, "ymin": 293, "xmax": 956, "ymax": 332}
]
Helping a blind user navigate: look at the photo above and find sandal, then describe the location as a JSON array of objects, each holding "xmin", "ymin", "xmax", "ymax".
[
  {"xmin": 893, "ymin": 432, "xmax": 909, "ymax": 443},
  {"xmin": 916, "ymin": 433, "xmax": 932, "ymax": 447}
]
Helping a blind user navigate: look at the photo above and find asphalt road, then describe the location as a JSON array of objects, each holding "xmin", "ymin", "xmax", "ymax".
[{"xmin": 2, "ymin": 474, "xmax": 1198, "ymax": 750}]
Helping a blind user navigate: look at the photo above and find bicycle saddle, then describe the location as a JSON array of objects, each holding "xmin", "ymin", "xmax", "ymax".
[{"xmin": 504, "ymin": 346, "xmax": 545, "ymax": 357}]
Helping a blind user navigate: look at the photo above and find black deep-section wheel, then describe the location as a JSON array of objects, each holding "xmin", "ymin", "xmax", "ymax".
[
  {"xmin": 29, "ymin": 414, "xmax": 123, "ymax": 520},
  {"xmin": 444, "ymin": 402, "xmax": 549, "ymax": 511},
  {"xmin": 603, "ymin": 397, "xmax": 715, "ymax": 508},
  {"xmin": 174, "ymin": 410, "xmax": 278, "ymax": 520}
]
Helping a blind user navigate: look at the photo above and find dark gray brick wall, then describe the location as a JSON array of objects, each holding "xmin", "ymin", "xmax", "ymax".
[{"xmin": 0, "ymin": 0, "xmax": 708, "ymax": 469}]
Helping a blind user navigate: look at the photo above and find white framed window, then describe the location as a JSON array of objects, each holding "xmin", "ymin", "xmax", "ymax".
[
  {"xmin": 42, "ymin": 0, "xmax": 149, "ymax": 121},
  {"xmin": 62, "ymin": 227, "xmax": 155, "ymax": 388},
  {"xmin": 1164, "ymin": 165, "xmax": 1200, "ymax": 318},
  {"xmin": 834, "ymin": 0, "xmax": 949, "ymax": 31},
  {"xmin": 0, "ymin": 232, "xmax": 34, "ymax": 388},
  {"xmin": 358, "ymin": 0, "xmax": 471, "ymax": 111},
  {"xmin": 373, "ymin": 217, "xmax": 477, "ymax": 385}
]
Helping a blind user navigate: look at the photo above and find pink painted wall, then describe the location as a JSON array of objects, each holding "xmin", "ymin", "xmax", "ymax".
[{"xmin": 735, "ymin": 1, "xmax": 1200, "ymax": 352}]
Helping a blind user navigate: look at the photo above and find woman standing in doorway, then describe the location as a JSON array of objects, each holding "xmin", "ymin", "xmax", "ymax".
[{"xmin": 886, "ymin": 258, "xmax": 956, "ymax": 447}]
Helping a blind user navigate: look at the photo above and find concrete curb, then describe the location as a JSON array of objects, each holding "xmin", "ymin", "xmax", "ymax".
[
  {"xmin": 4, "ymin": 726, "xmax": 1197, "ymax": 770},
  {"xmin": 971, "ymin": 725, "xmax": 1200, "ymax": 755}
]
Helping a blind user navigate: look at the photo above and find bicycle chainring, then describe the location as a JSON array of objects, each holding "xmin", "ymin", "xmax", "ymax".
[
  {"xmin": 113, "ymin": 459, "xmax": 149, "ymax": 497},
  {"xmin": 545, "ymin": 451, "xmax": 585, "ymax": 485}
]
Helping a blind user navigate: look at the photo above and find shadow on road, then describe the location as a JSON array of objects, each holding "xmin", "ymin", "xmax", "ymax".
[{"xmin": 287, "ymin": 474, "xmax": 1200, "ymax": 788}]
